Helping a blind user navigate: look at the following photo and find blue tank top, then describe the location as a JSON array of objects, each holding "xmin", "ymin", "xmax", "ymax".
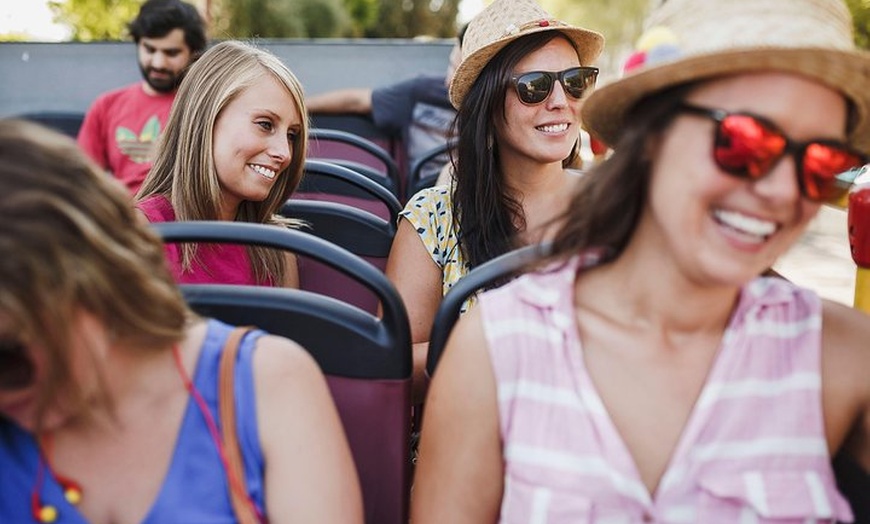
[{"xmin": 0, "ymin": 319, "xmax": 266, "ymax": 522}]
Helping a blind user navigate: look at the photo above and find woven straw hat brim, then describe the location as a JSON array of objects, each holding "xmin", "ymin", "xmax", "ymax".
[
  {"xmin": 449, "ymin": 26, "xmax": 604, "ymax": 109},
  {"xmin": 582, "ymin": 47, "xmax": 870, "ymax": 152}
]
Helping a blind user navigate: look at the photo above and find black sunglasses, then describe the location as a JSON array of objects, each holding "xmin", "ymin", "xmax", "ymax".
[
  {"xmin": 678, "ymin": 103, "xmax": 867, "ymax": 203},
  {"xmin": 510, "ymin": 66, "xmax": 599, "ymax": 105},
  {"xmin": 0, "ymin": 340, "xmax": 35, "ymax": 391}
]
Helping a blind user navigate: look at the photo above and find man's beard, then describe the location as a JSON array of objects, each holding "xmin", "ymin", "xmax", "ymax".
[{"xmin": 140, "ymin": 65, "xmax": 184, "ymax": 94}]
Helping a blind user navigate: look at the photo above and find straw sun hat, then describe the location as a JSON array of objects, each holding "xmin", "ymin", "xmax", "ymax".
[
  {"xmin": 448, "ymin": 0, "xmax": 605, "ymax": 109},
  {"xmin": 581, "ymin": 0, "xmax": 870, "ymax": 151}
]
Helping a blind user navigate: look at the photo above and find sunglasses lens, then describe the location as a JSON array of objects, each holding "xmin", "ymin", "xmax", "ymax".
[
  {"xmin": 801, "ymin": 144, "xmax": 866, "ymax": 201},
  {"xmin": 562, "ymin": 68, "xmax": 597, "ymax": 99},
  {"xmin": 0, "ymin": 341, "xmax": 34, "ymax": 390},
  {"xmin": 714, "ymin": 114, "xmax": 786, "ymax": 178},
  {"xmin": 516, "ymin": 72, "xmax": 552, "ymax": 104}
]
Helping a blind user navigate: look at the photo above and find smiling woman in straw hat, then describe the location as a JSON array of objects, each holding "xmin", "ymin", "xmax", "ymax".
[
  {"xmin": 385, "ymin": 0, "xmax": 604, "ymax": 403},
  {"xmin": 413, "ymin": 0, "xmax": 870, "ymax": 521}
]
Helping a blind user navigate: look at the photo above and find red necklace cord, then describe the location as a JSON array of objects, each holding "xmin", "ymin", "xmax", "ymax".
[
  {"xmin": 30, "ymin": 449, "xmax": 51, "ymax": 523},
  {"xmin": 171, "ymin": 344, "xmax": 265, "ymax": 523},
  {"xmin": 31, "ymin": 433, "xmax": 83, "ymax": 523},
  {"xmin": 28, "ymin": 345, "xmax": 263, "ymax": 523}
]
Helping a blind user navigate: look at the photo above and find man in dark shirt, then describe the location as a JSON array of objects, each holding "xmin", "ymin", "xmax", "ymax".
[{"xmin": 307, "ymin": 27, "xmax": 465, "ymax": 184}]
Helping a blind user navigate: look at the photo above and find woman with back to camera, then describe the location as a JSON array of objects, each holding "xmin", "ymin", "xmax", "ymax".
[
  {"xmin": 385, "ymin": 0, "xmax": 604, "ymax": 401},
  {"xmin": 137, "ymin": 40, "xmax": 306, "ymax": 288},
  {"xmin": 414, "ymin": 0, "xmax": 870, "ymax": 521},
  {"xmin": 0, "ymin": 119, "xmax": 362, "ymax": 523}
]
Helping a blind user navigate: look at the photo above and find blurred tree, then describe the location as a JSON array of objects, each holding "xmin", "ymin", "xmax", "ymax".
[
  {"xmin": 46, "ymin": 0, "xmax": 869, "ymax": 45},
  {"xmin": 50, "ymin": 0, "xmax": 349, "ymax": 40},
  {"xmin": 341, "ymin": 0, "xmax": 380, "ymax": 37},
  {"xmin": 543, "ymin": 0, "xmax": 650, "ymax": 76},
  {"xmin": 541, "ymin": 0, "xmax": 870, "ymax": 75},
  {"xmin": 846, "ymin": 0, "xmax": 870, "ymax": 49},
  {"xmin": 0, "ymin": 33, "xmax": 31, "ymax": 42},
  {"xmin": 364, "ymin": 0, "xmax": 460, "ymax": 38},
  {"xmin": 550, "ymin": 0, "xmax": 870, "ymax": 54},
  {"xmin": 49, "ymin": 0, "xmax": 141, "ymax": 41},
  {"xmin": 211, "ymin": 0, "xmax": 349, "ymax": 38},
  {"xmin": 300, "ymin": 0, "xmax": 352, "ymax": 37}
]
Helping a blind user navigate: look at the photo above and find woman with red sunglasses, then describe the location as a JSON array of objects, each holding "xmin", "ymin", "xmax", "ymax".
[
  {"xmin": 414, "ymin": 0, "xmax": 870, "ymax": 521},
  {"xmin": 0, "ymin": 120, "xmax": 363, "ymax": 523},
  {"xmin": 385, "ymin": 0, "xmax": 604, "ymax": 403}
]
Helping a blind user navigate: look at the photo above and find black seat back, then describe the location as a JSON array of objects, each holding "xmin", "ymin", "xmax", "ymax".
[
  {"xmin": 308, "ymin": 128, "xmax": 401, "ymax": 198},
  {"xmin": 296, "ymin": 159, "xmax": 401, "ymax": 224},
  {"xmin": 426, "ymin": 243, "xmax": 548, "ymax": 377},
  {"xmin": 407, "ymin": 141, "xmax": 454, "ymax": 197},
  {"xmin": 153, "ymin": 221, "xmax": 412, "ymax": 524},
  {"xmin": 281, "ymin": 199, "xmax": 395, "ymax": 314}
]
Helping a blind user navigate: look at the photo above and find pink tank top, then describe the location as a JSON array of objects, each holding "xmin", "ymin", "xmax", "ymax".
[
  {"xmin": 137, "ymin": 194, "xmax": 269, "ymax": 286},
  {"xmin": 479, "ymin": 255, "xmax": 853, "ymax": 523}
]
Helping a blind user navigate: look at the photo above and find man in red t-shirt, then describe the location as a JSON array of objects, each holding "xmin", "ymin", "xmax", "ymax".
[{"xmin": 77, "ymin": 0, "xmax": 206, "ymax": 196}]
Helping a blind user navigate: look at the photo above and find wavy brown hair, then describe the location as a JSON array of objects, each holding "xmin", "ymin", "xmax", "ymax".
[
  {"xmin": 0, "ymin": 119, "xmax": 189, "ymax": 429},
  {"xmin": 548, "ymin": 84, "xmax": 695, "ymax": 263}
]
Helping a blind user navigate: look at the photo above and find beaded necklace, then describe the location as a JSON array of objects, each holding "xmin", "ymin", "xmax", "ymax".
[
  {"xmin": 31, "ymin": 433, "xmax": 82, "ymax": 523},
  {"xmin": 29, "ymin": 344, "xmax": 262, "ymax": 523}
]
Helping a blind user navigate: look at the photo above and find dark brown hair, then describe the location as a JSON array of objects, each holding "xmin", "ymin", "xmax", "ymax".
[
  {"xmin": 452, "ymin": 31, "xmax": 580, "ymax": 270},
  {"xmin": 548, "ymin": 83, "xmax": 695, "ymax": 263}
]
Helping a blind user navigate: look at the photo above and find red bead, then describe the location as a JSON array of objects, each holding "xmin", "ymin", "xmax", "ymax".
[{"xmin": 539, "ymin": 20, "xmax": 550, "ymax": 27}]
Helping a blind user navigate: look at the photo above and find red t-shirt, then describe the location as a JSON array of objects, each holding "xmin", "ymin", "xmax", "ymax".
[{"xmin": 77, "ymin": 83, "xmax": 175, "ymax": 195}]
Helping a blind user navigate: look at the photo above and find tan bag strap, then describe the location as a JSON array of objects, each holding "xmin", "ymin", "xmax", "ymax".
[{"xmin": 218, "ymin": 326, "xmax": 261, "ymax": 524}]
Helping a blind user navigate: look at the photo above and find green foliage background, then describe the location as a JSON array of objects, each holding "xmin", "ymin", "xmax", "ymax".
[
  {"xmin": 846, "ymin": 0, "xmax": 870, "ymax": 48},
  {"xmin": 48, "ymin": 0, "xmax": 141, "ymax": 41},
  {"xmin": 10, "ymin": 0, "xmax": 870, "ymax": 47}
]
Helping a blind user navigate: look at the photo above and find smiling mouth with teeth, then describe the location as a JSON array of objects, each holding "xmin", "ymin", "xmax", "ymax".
[
  {"xmin": 713, "ymin": 209, "xmax": 777, "ymax": 241},
  {"xmin": 537, "ymin": 123, "xmax": 569, "ymax": 133},
  {"xmin": 250, "ymin": 164, "xmax": 276, "ymax": 180}
]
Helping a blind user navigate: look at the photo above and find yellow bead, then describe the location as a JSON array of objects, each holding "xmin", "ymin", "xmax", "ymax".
[
  {"xmin": 37, "ymin": 505, "xmax": 58, "ymax": 523},
  {"xmin": 65, "ymin": 488, "xmax": 82, "ymax": 505}
]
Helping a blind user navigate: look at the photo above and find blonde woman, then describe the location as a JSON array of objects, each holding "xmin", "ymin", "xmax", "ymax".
[{"xmin": 137, "ymin": 41, "xmax": 306, "ymax": 287}]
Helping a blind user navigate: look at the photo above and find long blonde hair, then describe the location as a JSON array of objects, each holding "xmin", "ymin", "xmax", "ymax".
[{"xmin": 139, "ymin": 40, "xmax": 308, "ymax": 284}]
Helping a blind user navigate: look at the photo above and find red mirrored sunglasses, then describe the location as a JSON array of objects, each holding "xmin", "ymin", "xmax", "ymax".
[
  {"xmin": 0, "ymin": 340, "xmax": 35, "ymax": 391},
  {"xmin": 678, "ymin": 103, "xmax": 867, "ymax": 203}
]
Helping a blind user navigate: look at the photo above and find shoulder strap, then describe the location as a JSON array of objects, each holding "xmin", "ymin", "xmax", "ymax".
[{"xmin": 218, "ymin": 326, "xmax": 262, "ymax": 524}]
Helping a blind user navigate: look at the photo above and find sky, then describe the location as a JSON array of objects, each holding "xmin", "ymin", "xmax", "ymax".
[
  {"xmin": 0, "ymin": 0, "xmax": 70, "ymax": 40},
  {"xmin": 458, "ymin": 0, "xmax": 484, "ymax": 23},
  {"xmin": 1, "ymin": 0, "xmax": 483, "ymax": 41}
]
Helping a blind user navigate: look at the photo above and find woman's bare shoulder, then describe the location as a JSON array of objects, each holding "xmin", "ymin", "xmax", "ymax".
[{"xmin": 821, "ymin": 299, "xmax": 870, "ymax": 364}]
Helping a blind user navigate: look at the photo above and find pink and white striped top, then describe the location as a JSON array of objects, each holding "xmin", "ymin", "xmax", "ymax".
[{"xmin": 480, "ymin": 255, "xmax": 853, "ymax": 523}]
